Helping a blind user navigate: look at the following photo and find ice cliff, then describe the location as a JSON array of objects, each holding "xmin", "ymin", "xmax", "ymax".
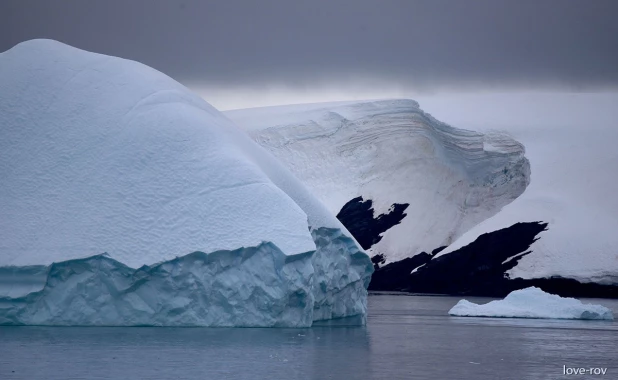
[
  {"xmin": 1, "ymin": 228, "xmax": 371, "ymax": 327},
  {"xmin": 0, "ymin": 40, "xmax": 372, "ymax": 326}
]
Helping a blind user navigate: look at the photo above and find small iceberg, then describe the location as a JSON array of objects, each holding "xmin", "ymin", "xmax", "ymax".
[{"xmin": 448, "ymin": 287, "xmax": 614, "ymax": 320}]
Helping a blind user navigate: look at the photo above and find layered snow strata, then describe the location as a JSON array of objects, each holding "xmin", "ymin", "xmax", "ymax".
[
  {"xmin": 226, "ymin": 100, "xmax": 530, "ymax": 263},
  {"xmin": 0, "ymin": 40, "xmax": 372, "ymax": 326},
  {"xmin": 448, "ymin": 287, "xmax": 614, "ymax": 320}
]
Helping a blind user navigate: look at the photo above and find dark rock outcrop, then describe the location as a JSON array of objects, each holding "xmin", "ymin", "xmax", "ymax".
[
  {"xmin": 367, "ymin": 221, "xmax": 618, "ymax": 298},
  {"xmin": 336, "ymin": 196, "xmax": 409, "ymax": 250},
  {"xmin": 369, "ymin": 252, "xmax": 433, "ymax": 291},
  {"xmin": 404, "ymin": 222, "xmax": 548, "ymax": 295}
]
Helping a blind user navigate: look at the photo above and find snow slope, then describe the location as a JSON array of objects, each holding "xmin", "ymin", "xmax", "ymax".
[
  {"xmin": 449, "ymin": 287, "xmax": 614, "ymax": 320},
  {"xmin": 226, "ymin": 100, "xmax": 530, "ymax": 263},
  {"xmin": 421, "ymin": 93, "xmax": 618, "ymax": 285},
  {"xmin": 0, "ymin": 40, "xmax": 372, "ymax": 326}
]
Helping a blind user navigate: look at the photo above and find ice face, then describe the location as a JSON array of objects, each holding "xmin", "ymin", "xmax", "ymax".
[
  {"xmin": 311, "ymin": 228, "xmax": 373, "ymax": 323},
  {"xmin": 448, "ymin": 287, "xmax": 614, "ymax": 320},
  {"xmin": 0, "ymin": 40, "xmax": 372, "ymax": 326},
  {"xmin": 0, "ymin": 228, "xmax": 372, "ymax": 327}
]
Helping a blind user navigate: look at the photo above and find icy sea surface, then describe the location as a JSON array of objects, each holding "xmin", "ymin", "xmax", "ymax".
[{"xmin": 1, "ymin": 294, "xmax": 617, "ymax": 380}]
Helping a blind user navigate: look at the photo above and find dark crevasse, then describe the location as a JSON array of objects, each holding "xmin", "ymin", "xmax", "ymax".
[
  {"xmin": 367, "ymin": 221, "xmax": 618, "ymax": 298},
  {"xmin": 336, "ymin": 196, "xmax": 409, "ymax": 250}
]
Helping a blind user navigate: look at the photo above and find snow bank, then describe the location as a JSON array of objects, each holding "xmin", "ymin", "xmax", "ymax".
[
  {"xmin": 0, "ymin": 40, "xmax": 372, "ymax": 326},
  {"xmin": 448, "ymin": 287, "xmax": 614, "ymax": 320},
  {"xmin": 226, "ymin": 100, "xmax": 529, "ymax": 263},
  {"xmin": 422, "ymin": 93, "xmax": 618, "ymax": 285}
]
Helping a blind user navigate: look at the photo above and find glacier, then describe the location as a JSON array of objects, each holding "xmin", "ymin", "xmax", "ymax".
[
  {"xmin": 423, "ymin": 93, "xmax": 618, "ymax": 286},
  {"xmin": 448, "ymin": 287, "xmax": 614, "ymax": 320},
  {"xmin": 0, "ymin": 40, "xmax": 372, "ymax": 326},
  {"xmin": 226, "ymin": 95, "xmax": 618, "ymax": 290},
  {"xmin": 225, "ymin": 100, "xmax": 530, "ymax": 264}
]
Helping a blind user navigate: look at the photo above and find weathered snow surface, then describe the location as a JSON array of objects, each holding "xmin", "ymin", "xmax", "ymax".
[
  {"xmin": 421, "ymin": 93, "xmax": 618, "ymax": 285},
  {"xmin": 226, "ymin": 100, "xmax": 530, "ymax": 263},
  {"xmin": 0, "ymin": 40, "xmax": 372, "ymax": 326},
  {"xmin": 449, "ymin": 287, "xmax": 614, "ymax": 320},
  {"xmin": 0, "ymin": 39, "xmax": 344, "ymax": 267}
]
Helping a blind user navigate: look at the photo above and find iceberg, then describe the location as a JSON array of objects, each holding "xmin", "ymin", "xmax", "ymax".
[
  {"xmin": 0, "ymin": 40, "xmax": 372, "ymax": 326},
  {"xmin": 448, "ymin": 287, "xmax": 614, "ymax": 320}
]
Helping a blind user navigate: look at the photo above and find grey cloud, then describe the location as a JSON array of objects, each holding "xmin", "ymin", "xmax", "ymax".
[{"xmin": 1, "ymin": 0, "xmax": 617, "ymax": 91}]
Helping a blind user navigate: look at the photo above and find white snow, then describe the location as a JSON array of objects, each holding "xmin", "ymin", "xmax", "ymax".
[
  {"xmin": 227, "ymin": 93, "xmax": 618, "ymax": 285},
  {"xmin": 448, "ymin": 287, "xmax": 614, "ymax": 320},
  {"xmin": 0, "ymin": 39, "xmax": 343, "ymax": 268},
  {"xmin": 226, "ymin": 100, "xmax": 530, "ymax": 263},
  {"xmin": 0, "ymin": 40, "xmax": 372, "ymax": 326},
  {"xmin": 420, "ymin": 93, "xmax": 618, "ymax": 285}
]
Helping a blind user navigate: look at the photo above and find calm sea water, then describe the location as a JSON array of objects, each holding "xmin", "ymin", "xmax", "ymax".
[{"xmin": 1, "ymin": 294, "xmax": 617, "ymax": 380}]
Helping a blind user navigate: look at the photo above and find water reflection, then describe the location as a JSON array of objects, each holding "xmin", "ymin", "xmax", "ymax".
[
  {"xmin": 365, "ymin": 294, "xmax": 618, "ymax": 379},
  {"xmin": 0, "ymin": 325, "xmax": 372, "ymax": 380},
  {"xmin": 1, "ymin": 295, "xmax": 616, "ymax": 380}
]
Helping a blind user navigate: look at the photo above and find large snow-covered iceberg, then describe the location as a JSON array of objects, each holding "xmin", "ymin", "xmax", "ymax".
[
  {"xmin": 0, "ymin": 40, "xmax": 372, "ymax": 326},
  {"xmin": 448, "ymin": 287, "xmax": 614, "ymax": 320},
  {"xmin": 226, "ymin": 101, "xmax": 530, "ymax": 263}
]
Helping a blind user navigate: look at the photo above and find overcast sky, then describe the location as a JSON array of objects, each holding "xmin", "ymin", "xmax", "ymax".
[{"xmin": 2, "ymin": 0, "xmax": 617, "ymax": 109}]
